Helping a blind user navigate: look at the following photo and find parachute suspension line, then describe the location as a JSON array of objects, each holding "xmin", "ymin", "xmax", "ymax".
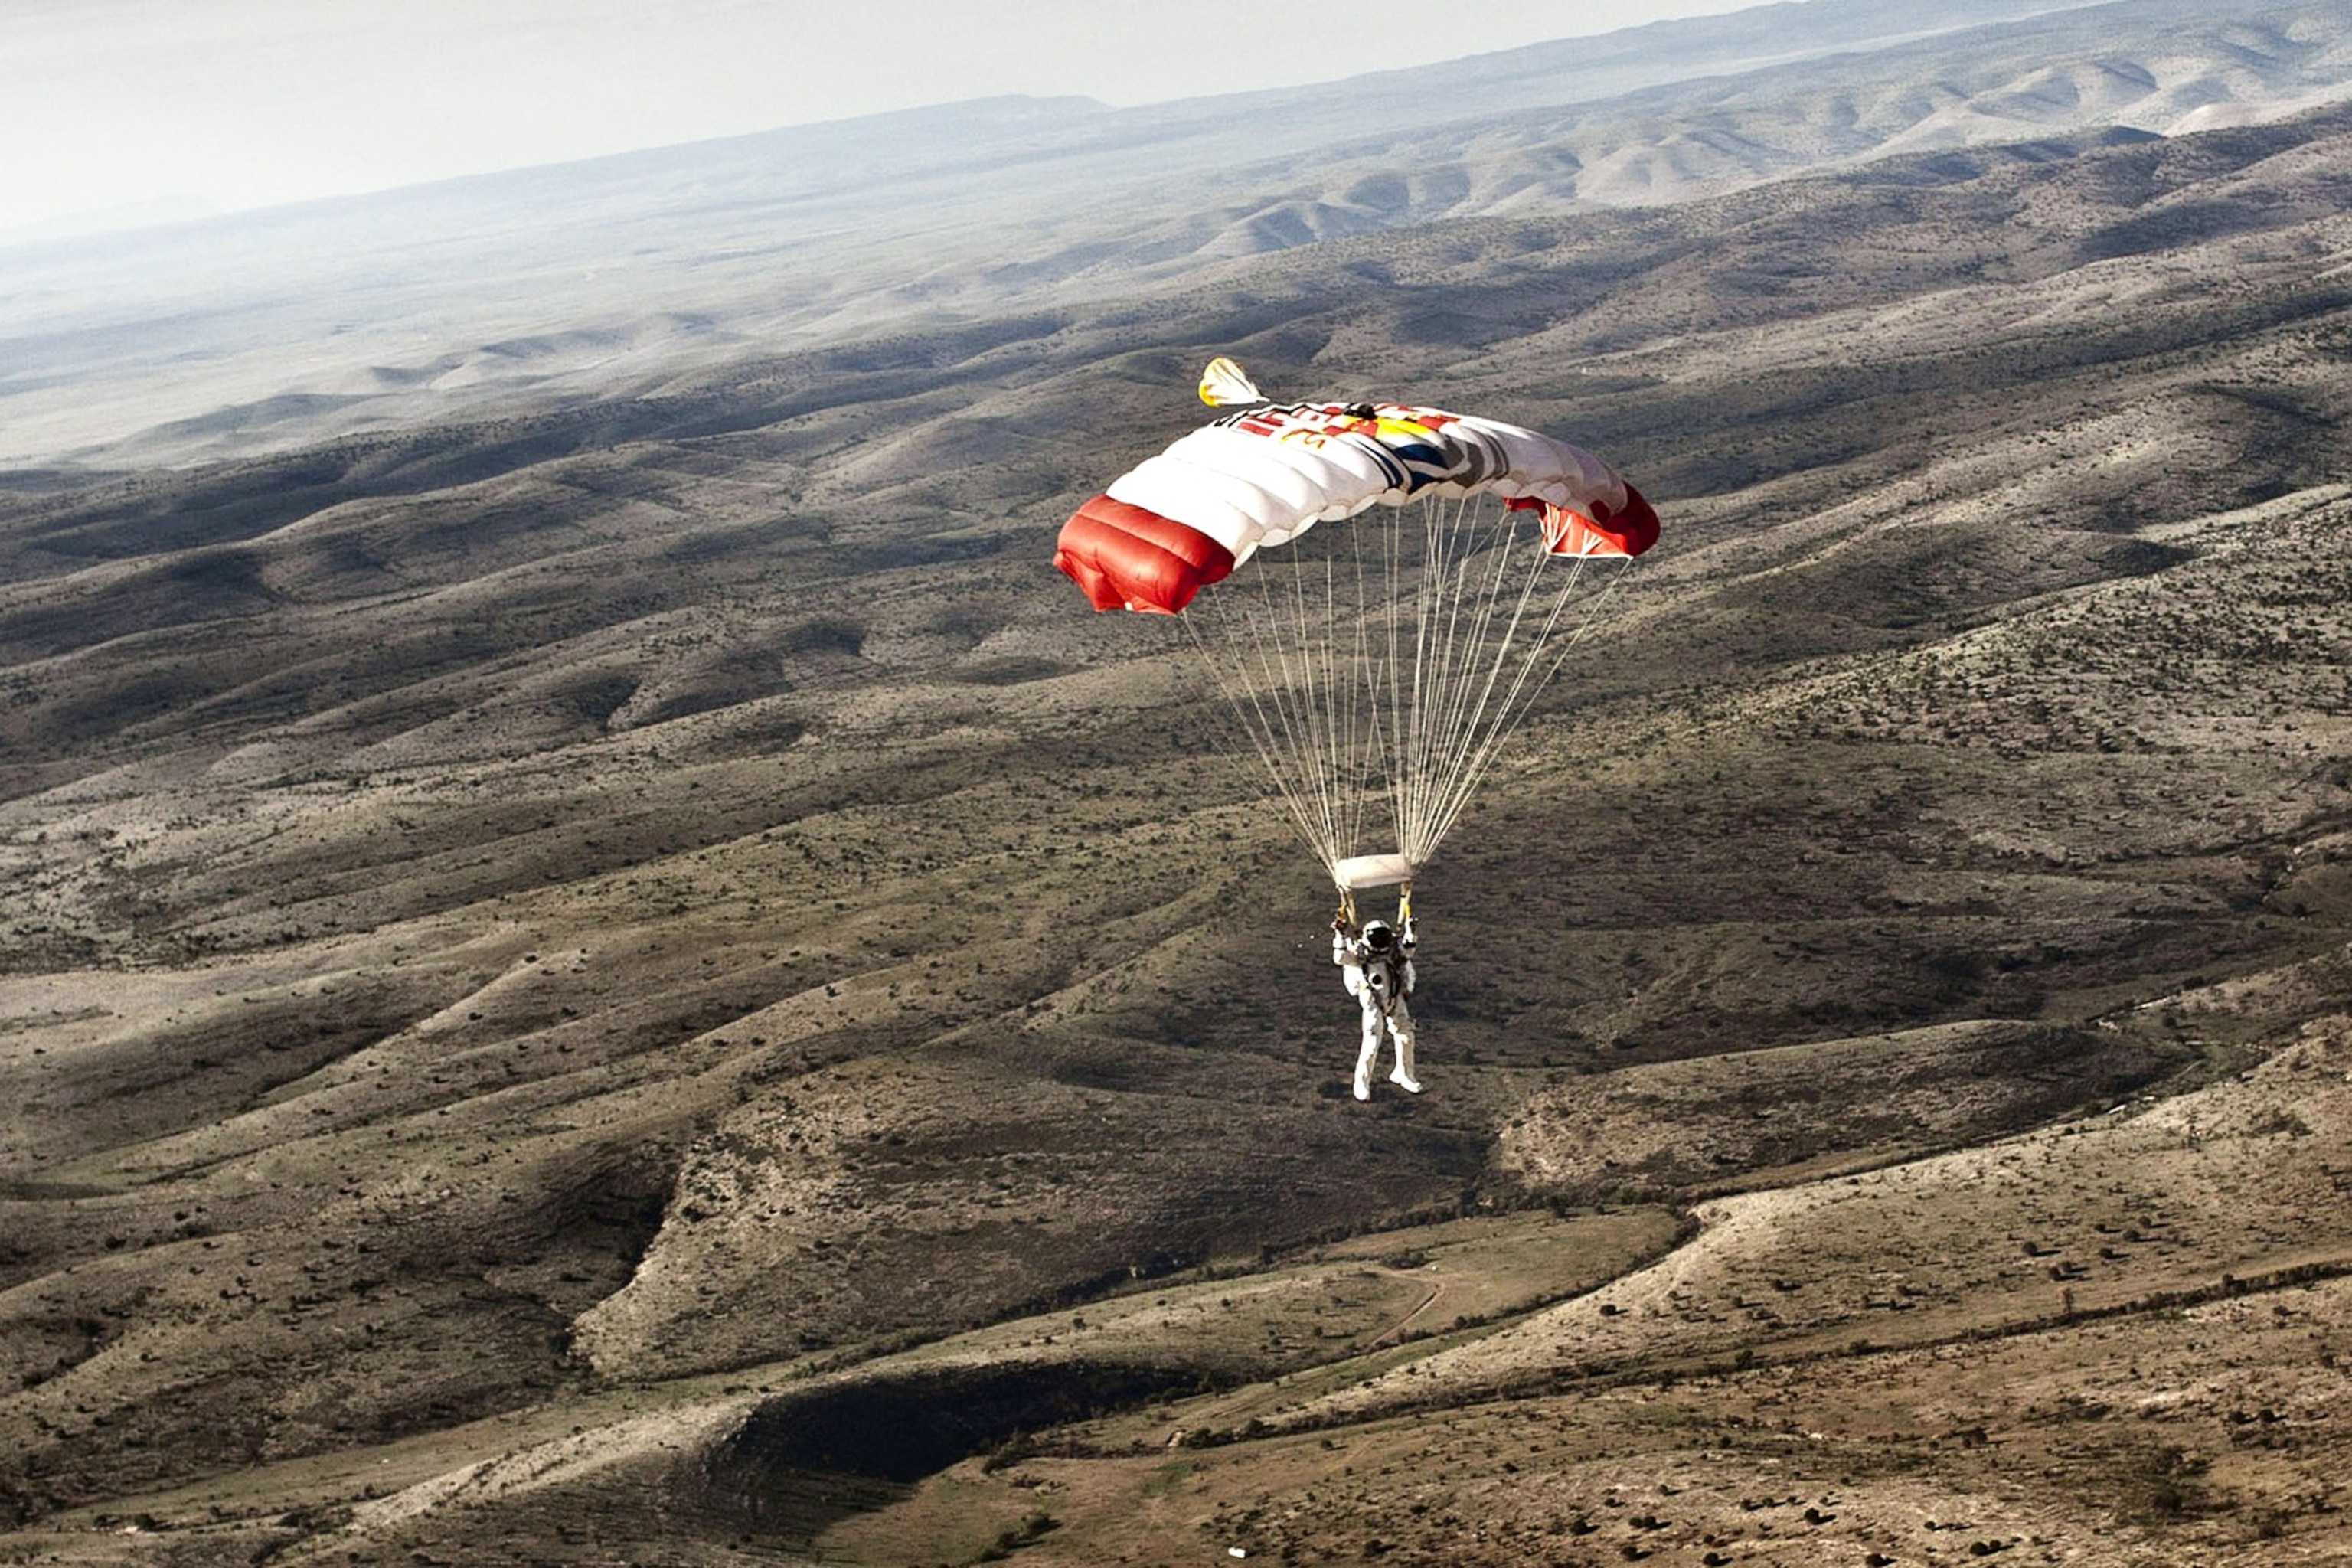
[
  {"xmin": 1418, "ymin": 550, "xmax": 1592, "ymax": 857},
  {"xmin": 1395, "ymin": 496, "xmax": 1442, "ymax": 860},
  {"xmin": 1383, "ymin": 491, "xmax": 1412, "ymax": 865},
  {"xmin": 1217, "ymin": 528, "xmax": 1387, "ymax": 883},
  {"xmin": 1413, "ymin": 493, "xmax": 1565, "ymax": 861},
  {"xmin": 1175, "ymin": 498, "xmax": 1635, "ymax": 889},
  {"xmin": 1389, "ymin": 491, "xmax": 1540, "ymax": 869},
  {"xmin": 1298, "ymin": 547, "xmax": 1351, "ymax": 874},
  {"xmin": 1318, "ymin": 541, "xmax": 1357, "ymax": 878},
  {"xmin": 1424, "ymin": 567, "xmax": 1604, "ymax": 853},
  {"xmin": 1343, "ymin": 510, "xmax": 1381, "ymax": 872},
  {"xmin": 1310, "ymin": 527, "xmax": 1381, "ymax": 882},
  {"xmin": 1275, "ymin": 547, "xmax": 1351, "ymax": 875},
  {"xmin": 1399, "ymin": 494, "xmax": 1465, "ymax": 866},
  {"xmin": 1423, "ymin": 554, "xmax": 1635, "ymax": 855},
  {"xmin": 1183, "ymin": 557, "xmax": 1344, "ymax": 877},
  {"xmin": 1406, "ymin": 492, "xmax": 1526, "ymax": 865},
  {"xmin": 1180, "ymin": 607, "xmax": 1331, "ymax": 874},
  {"xmin": 1393, "ymin": 494, "xmax": 1453, "ymax": 867}
]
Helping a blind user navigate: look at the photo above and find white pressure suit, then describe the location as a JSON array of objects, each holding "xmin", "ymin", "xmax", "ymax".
[{"xmin": 1334, "ymin": 917, "xmax": 1420, "ymax": 1101}]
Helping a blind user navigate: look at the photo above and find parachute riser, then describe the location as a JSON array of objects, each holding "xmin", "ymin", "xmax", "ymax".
[{"xmin": 1334, "ymin": 884, "xmax": 1413, "ymax": 930}]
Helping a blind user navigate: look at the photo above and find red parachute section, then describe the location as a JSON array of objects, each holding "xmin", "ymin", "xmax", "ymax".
[
  {"xmin": 1054, "ymin": 494, "xmax": 1237, "ymax": 615},
  {"xmin": 1508, "ymin": 485, "xmax": 1661, "ymax": 561}
]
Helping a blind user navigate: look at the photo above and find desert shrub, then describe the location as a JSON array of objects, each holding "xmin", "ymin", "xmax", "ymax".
[
  {"xmin": 975, "ymin": 1508, "xmax": 1060, "ymax": 1560},
  {"xmin": 2112, "ymin": 1443, "xmax": 2209, "ymax": 1523}
]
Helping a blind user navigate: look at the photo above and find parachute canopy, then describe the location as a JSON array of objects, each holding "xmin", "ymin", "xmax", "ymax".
[
  {"xmin": 1056, "ymin": 398, "xmax": 1657, "ymax": 616},
  {"xmin": 1053, "ymin": 367, "xmax": 1658, "ymax": 893}
]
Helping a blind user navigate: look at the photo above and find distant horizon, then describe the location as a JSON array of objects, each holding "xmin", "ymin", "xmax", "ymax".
[{"xmin": 2, "ymin": 0, "xmax": 1775, "ymax": 242}]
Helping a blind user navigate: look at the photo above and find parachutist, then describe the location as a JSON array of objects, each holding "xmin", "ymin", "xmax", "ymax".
[
  {"xmin": 1056, "ymin": 361, "xmax": 1658, "ymax": 1072},
  {"xmin": 1334, "ymin": 914, "xmax": 1419, "ymax": 1100}
]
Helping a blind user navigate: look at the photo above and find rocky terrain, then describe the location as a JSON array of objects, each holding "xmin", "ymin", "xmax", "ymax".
[{"xmin": 6, "ymin": 11, "xmax": 2352, "ymax": 1567}]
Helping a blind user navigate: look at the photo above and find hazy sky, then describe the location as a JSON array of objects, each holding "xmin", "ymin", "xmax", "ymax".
[{"xmin": 2, "ymin": 0, "xmax": 1766, "ymax": 237}]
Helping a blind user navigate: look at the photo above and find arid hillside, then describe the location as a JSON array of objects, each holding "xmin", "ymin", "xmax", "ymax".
[{"xmin": 4, "ymin": 90, "xmax": 2352, "ymax": 1568}]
